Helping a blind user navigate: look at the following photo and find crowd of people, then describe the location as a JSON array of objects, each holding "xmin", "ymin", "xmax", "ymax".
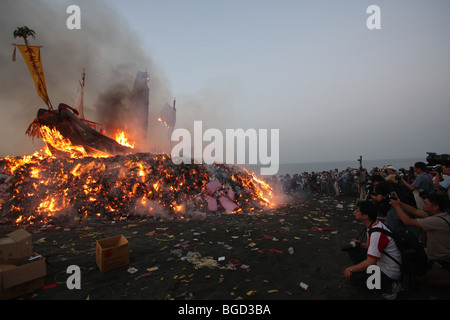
[
  {"xmin": 343, "ymin": 160, "xmax": 450, "ymax": 299},
  {"xmin": 267, "ymin": 159, "xmax": 450, "ymax": 299},
  {"xmin": 269, "ymin": 160, "xmax": 450, "ymax": 202},
  {"xmin": 268, "ymin": 168, "xmax": 364, "ymax": 197},
  {"xmin": 268, "ymin": 166, "xmax": 384, "ymax": 198}
]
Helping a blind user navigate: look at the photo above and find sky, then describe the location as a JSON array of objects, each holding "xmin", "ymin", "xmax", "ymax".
[{"xmin": 1, "ymin": 0, "xmax": 449, "ymax": 165}]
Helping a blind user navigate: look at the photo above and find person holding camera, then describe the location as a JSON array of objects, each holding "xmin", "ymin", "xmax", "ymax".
[
  {"xmin": 383, "ymin": 165, "xmax": 398, "ymax": 184},
  {"xmin": 343, "ymin": 201, "xmax": 402, "ymax": 299},
  {"xmin": 433, "ymin": 160, "xmax": 450, "ymax": 199},
  {"xmin": 389, "ymin": 193, "xmax": 450, "ymax": 287},
  {"xmin": 369, "ymin": 174, "xmax": 393, "ymax": 217},
  {"xmin": 401, "ymin": 162, "xmax": 434, "ymax": 210},
  {"xmin": 369, "ymin": 174, "xmax": 416, "ymax": 233}
]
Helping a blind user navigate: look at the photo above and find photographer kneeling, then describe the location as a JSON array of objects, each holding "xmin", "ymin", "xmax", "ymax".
[{"xmin": 343, "ymin": 201, "xmax": 402, "ymax": 299}]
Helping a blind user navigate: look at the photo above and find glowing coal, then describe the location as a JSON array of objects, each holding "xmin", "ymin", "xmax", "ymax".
[{"xmin": 0, "ymin": 153, "xmax": 275, "ymax": 226}]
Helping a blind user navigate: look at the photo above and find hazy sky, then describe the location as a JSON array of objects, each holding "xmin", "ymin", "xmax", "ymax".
[{"xmin": 1, "ymin": 0, "xmax": 449, "ymax": 164}]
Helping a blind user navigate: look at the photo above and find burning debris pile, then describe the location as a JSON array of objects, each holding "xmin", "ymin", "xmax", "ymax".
[
  {"xmin": 0, "ymin": 153, "xmax": 275, "ymax": 226},
  {"xmin": 2, "ymin": 27, "xmax": 276, "ymax": 227}
]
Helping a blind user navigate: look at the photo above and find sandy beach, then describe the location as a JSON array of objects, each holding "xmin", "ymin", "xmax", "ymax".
[{"xmin": 1, "ymin": 191, "xmax": 449, "ymax": 305}]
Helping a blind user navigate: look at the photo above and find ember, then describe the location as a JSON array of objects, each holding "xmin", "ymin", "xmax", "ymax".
[{"xmin": 0, "ymin": 153, "xmax": 275, "ymax": 226}]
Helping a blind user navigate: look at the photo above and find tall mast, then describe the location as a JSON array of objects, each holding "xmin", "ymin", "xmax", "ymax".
[{"xmin": 79, "ymin": 68, "xmax": 86, "ymax": 119}]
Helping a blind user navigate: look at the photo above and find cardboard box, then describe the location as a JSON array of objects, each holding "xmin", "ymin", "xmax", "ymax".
[
  {"xmin": 0, "ymin": 253, "xmax": 46, "ymax": 300},
  {"xmin": 96, "ymin": 235, "xmax": 129, "ymax": 272},
  {"xmin": 0, "ymin": 229, "xmax": 32, "ymax": 264}
]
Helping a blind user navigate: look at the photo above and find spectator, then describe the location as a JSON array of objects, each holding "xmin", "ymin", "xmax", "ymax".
[
  {"xmin": 390, "ymin": 193, "xmax": 450, "ymax": 287},
  {"xmin": 369, "ymin": 174, "xmax": 393, "ymax": 218},
  {"xmin": 433, "ymin": 160, "xmax": 450, "ymax": 199},
  {"xmin": 401, "ymin": 162, "xmax": 434, "ymax": 209},
  {"xmin": 356, "ymin": 168, "xmax": 368, "ymax": 199},
  {"xmin": 343, "ymin": 200, "xmax": 402, "ymax": 299},
  {"xmin": 338, "ymin": 169, "xmax": 354, "ymax": 196},
  {"xmin": 370, "ymin": 174, "xmax": 418, "ymax": 238},
  {"xmin": 384, "ymin": 165, "xmax": 398, "ymax": 184},
  {"xmin": 370, "ymin": 174, "xmax": 416, "ymax": 211},
  {"xmin": 320, "ymin": 171, "xmax": 329, "ymax": 194},
  {"xmin": 331, "ymin": 169, "xmax": 340, "ymax": 196}
]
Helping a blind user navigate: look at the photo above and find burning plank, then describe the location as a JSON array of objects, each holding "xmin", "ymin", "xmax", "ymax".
[
  {"xmin": 27, "ymin": 104, "xmax": 134, "ymax": 158},
  {"xmin": 0, "ymin": 153, "xmax": 275, "ymax": 226}
]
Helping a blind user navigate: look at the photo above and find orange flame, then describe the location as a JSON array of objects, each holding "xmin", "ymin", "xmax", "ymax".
[
  {"xmin": 40, "ymin": 125, "xmax": 88, "ymax": 158},
  {"xmin": 157, "ymin": 117, "xmax": 170, "ymax": 128},
  {"xmin": 115, "ymin": 131, "xmax": 135, "ymax": 149},
  {"xmin": 39, "ymin": 125, "xmax": 110, "ymax": 158}
]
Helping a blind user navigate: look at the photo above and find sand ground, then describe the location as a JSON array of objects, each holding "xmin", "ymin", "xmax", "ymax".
[{"xmin": 1, "ymin": 192, "xmax": 449, "ymax": 305}]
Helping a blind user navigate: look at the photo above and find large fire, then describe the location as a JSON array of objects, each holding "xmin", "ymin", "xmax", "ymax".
[
  {"xmin": 39, "ymin": 125, "xmax": 124, "ymax": 158},
  {"xmin": 0, "ymin": 128, "xmax": 275, "ymax": 226}
]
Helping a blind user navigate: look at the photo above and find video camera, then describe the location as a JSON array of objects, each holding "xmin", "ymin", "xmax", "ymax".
[
  {"xmin": 426, "ymin": 165, "xmax": 442, "ymax": 174},
  {"xmin": 426, "ymin": 152, "xmax": 450, "ymax": 174},
  {"xmin": 426, "ymin": 152, "xmax": 450, "ymax": 166}
]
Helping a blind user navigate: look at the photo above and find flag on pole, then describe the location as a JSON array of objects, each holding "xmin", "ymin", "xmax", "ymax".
[{"xmin": 15, "ymin": 44, "xmax": 51, "ymax": 109}]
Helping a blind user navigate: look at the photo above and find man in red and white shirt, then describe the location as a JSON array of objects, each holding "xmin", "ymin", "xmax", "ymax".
[
  {"xmin": 344, "ymin": 200, "xmax": 402, "ymax": 299},
  {"xmin": 366, "ymin": 220, "xmax": 402, "ymax": 281}
]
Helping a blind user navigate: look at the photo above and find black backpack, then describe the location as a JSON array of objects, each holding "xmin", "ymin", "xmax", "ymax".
[{"xmin": 368, "ymin": 227, "xmax": 429, "ymax": 289}]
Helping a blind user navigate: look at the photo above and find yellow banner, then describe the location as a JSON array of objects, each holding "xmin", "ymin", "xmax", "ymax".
[{"xmin": 16, "ymin": 44, "xmax": 50, "ymax": 107}]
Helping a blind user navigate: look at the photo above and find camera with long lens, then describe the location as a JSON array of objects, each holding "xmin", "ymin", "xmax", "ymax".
[
  {"xmin": 426, "ymin": 164, "xmax": 442, "ymax": 174},
  {"xmin": 426, "ymin": 152, "xmax": 450, "ymax": 166}
]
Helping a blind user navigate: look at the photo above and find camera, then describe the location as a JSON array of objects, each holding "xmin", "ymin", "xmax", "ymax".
[
  {"xmin": 341, "ymin": 240, "xmax": 358, "ymax": 252},
  {"xmin": 426, "ymin": 152, "xmax": 450, "ymax": 166},
  {"xmin": 388, "ymin": 192, "xmax": 398, "ymax": 200},
  {"xmin": 426, "ymin": 164, "xmax": 442, "ymax": 174}
]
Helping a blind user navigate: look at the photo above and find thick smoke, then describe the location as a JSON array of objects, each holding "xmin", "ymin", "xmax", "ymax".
[
  {"xmin": 94, "ymin": 82, "xmax": 131, "ymax": 138},
  {"xmin": 0, "ymin": 0, "xmax": 172, "ymax": 157}
]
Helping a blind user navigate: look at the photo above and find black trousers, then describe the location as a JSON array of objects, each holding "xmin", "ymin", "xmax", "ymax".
[{"xmin": 345, "ymin": 247, "xmax": 397, "ymax": 294}]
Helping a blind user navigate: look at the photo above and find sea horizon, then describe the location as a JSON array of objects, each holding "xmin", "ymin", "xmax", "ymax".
[{"xmin": 242, "ymin": 156, "xmax": 426, "ymax": 176}]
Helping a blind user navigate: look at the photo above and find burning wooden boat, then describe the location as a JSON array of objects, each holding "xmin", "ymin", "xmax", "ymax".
[
  {"xmin": 26, "ymin": 103, "xmax": 132, "ymax": 157},
  {"xmin": 12, "ymin": 27, "xmax": 133, "ymax": 157}
]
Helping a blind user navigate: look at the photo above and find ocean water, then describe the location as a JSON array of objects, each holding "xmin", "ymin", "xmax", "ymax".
[{"xmin": 243, "ymin": 157, "xmax": 425, "ymax": 176}]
